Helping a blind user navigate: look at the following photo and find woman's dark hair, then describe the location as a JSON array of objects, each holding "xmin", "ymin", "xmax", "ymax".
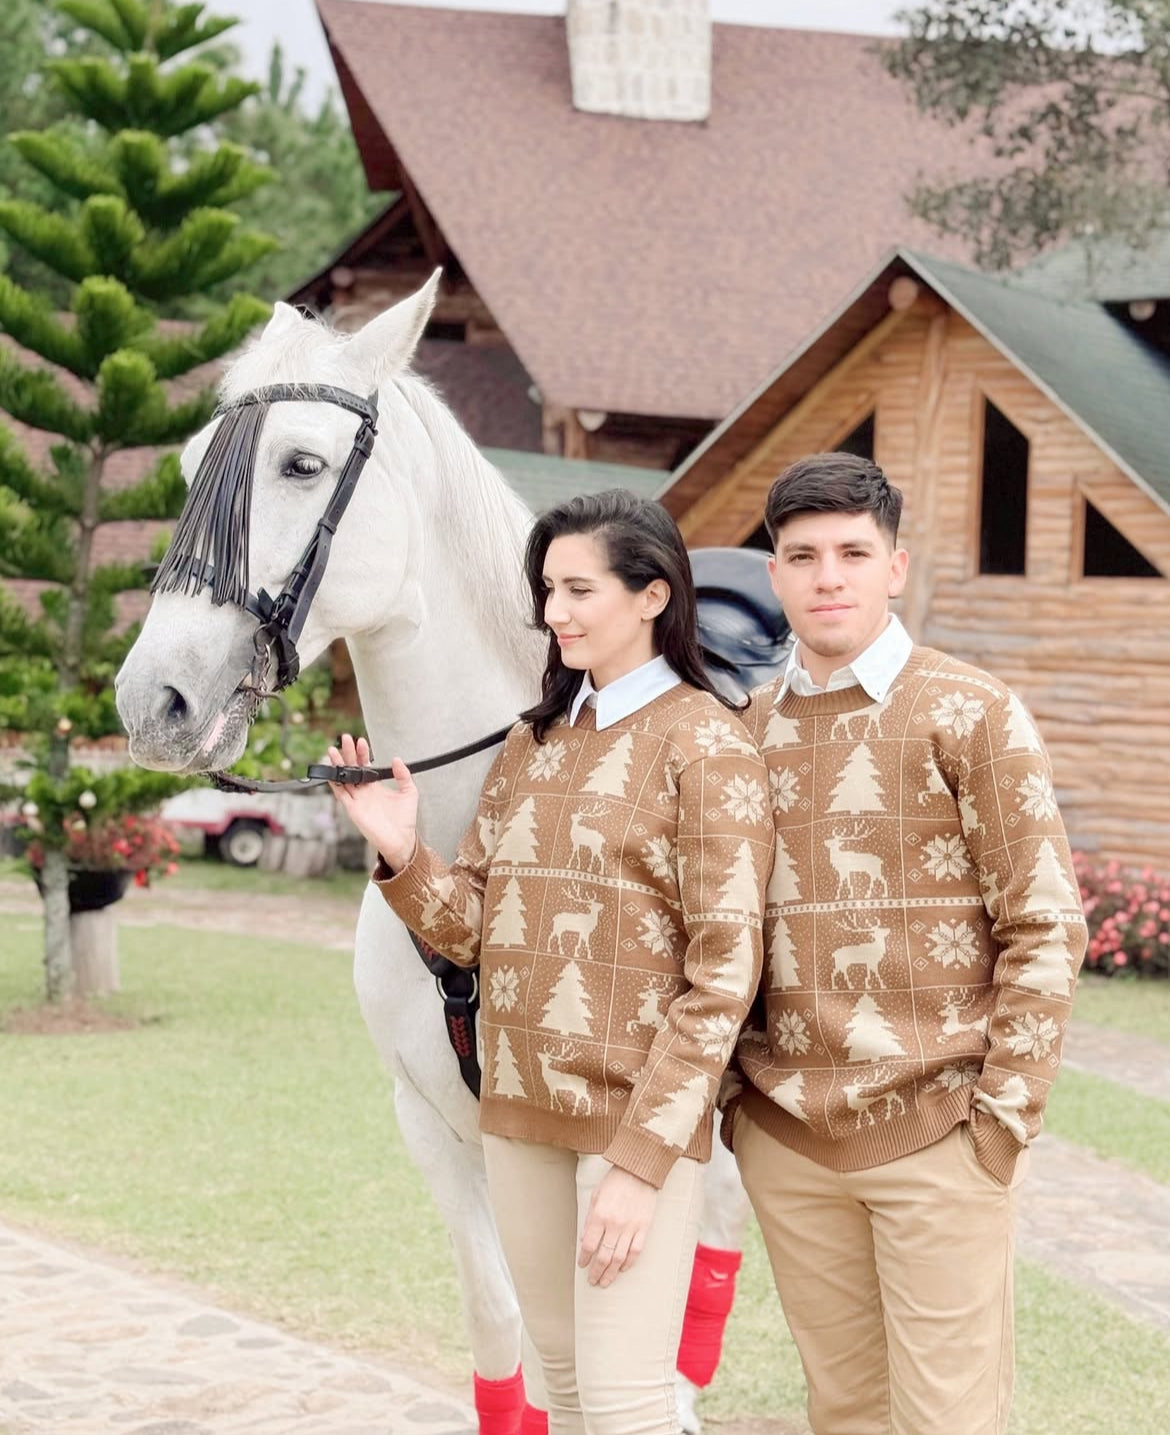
[{"xmin": 519, "ymin": 489, "xmax": 737, "ymax": 741}]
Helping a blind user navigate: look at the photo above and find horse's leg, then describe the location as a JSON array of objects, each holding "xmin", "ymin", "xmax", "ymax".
[
  {"xmin": 675, "ymin": 1138, "xmax": 753, "ymax": 1435},
  {"xmin": 393, "ymin": 1078, "xmax": 527, "ymax": 1434}
]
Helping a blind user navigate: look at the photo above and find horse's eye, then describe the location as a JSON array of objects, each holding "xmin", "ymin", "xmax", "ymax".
[{"xmin": 282, "ymin": 454, "xmax": 326, "ymax": 480}]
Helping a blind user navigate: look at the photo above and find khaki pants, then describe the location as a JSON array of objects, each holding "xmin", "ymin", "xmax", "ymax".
[
  {"xmin": 483, "ymin": 1134, "xmax": 703, "ymax": 1435},
  {"xmin": 735, "ymin": 1115, "xmax": 1027, "ymax": 1435}
]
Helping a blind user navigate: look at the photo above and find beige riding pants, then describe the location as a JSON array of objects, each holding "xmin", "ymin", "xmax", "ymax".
[
  {"xmin": 482, "ymin": 1134, "xmax": 704, "ymax": 1435},
  {"xmin": 735, "ymin": 1115, "xmax": 1028, "ymax": 1435}
]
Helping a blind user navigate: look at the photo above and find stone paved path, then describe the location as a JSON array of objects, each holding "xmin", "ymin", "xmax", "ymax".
[
  {"xmin": 3, "ymin": 874, "xmax": 1170, "ymax": 1433},
  {"xmin": 1019, "ymin": 1134, "xmax": 1170, "ymax": 1332},
  {"xmin": 0, "ymin": 1221, "xmax": 475, "ymax": 1435},
  {"xmin": 1062, "ymin": 1020, "xmax": 1170, "ymax": 1105}
]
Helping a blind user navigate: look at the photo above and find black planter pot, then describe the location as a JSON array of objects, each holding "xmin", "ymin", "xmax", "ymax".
[{"xmin": 34, "ymin": 868, "xmax": 132, "ymax": 914}]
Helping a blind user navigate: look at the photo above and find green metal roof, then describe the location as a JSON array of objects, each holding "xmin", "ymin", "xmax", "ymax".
[
  {"xmin": 1016, "ymin": 232, "xmax": 1170, "ymax": 303},
  {"xmin": 902, "ymin": 250, "xmax": 1170, "ymax": 515},
  {"xmin": 486, "ymin": 447, "xmax": 665, "ymax": 514}
]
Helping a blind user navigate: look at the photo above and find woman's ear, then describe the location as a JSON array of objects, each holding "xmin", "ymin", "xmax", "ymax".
[{"xmin": 641, "ymin": 579, "xmax": 670, "ymax": 620}]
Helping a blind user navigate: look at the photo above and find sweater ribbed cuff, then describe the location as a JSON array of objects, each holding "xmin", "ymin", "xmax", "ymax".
[
  {"xmin": 602, "ymin": 1126, "xmax": 676, "ymax": 1190},
  {"xmin": 372, "ymin": 842, "xmax": 436, "ymax": 917},
  {"xmin": 969, "ymin": 1106, "xmax": 1024, "ymax": 1186}
]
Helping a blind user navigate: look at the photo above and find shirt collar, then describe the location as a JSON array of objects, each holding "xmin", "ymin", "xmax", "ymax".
[
  {"xmin": 568, "ymin": 654, "xmax": 682, "ymax": 729},
  {"xmin": 778, "ymin": 615, "xmax": 914, "ymax": 703}
]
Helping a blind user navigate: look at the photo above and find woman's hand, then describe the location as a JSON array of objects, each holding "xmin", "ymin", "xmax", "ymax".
[
  {"xmin": 578, "ymin": 1166, "xmax": 658, "ymax": 1287},
  {"xmin": 324, "ymin": 733, "xmax": 418, "ymax": 872}
]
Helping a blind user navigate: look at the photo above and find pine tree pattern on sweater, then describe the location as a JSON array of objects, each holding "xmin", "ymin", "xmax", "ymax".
[
  {"xmin": 376, "ymin": 685, "xmax": 774, "ymax": 1188},
  {"xmin": 737, "ymin": 647, "xmax": 1087, "ymax": 1184}
]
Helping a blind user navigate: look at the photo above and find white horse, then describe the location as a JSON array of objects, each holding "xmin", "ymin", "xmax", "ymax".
[{"xmin": 114, "ymin": 277, "xmax": 750, "ymax": 1432}]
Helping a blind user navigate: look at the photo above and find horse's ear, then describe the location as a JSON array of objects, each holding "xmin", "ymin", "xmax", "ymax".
[
  {"xmin": 261, "ymin": 301, "xmax": 303, "ymax": 341},
  {"xmin": 346, "ymin": 269, "xmax": 441, "ymax": 382}
]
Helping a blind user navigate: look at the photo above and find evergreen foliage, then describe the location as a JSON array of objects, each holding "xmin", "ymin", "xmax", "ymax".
[
  {"xmin": 885, "ymin": 3, "xmax": 1170, "ymax": 268},
  {"xmin": 205, "ymin": 43, "xmax": 386, "ymax": 306},
  {"xmin": 0, "ymin": 0, "xmax": 275, "ymax": 1001}
]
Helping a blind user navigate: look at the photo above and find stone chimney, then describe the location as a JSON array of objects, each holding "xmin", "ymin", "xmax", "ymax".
[{"xmin": 566, "ymin": 0, "xmax": 711, "ymax": 123}]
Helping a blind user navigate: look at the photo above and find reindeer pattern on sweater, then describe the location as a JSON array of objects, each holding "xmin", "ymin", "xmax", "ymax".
[
  {"xmin": 377, "ymin": 685, "xmax": 774, "ymax": 1188},
  {"xmin": 737, "ymin": 647, "xmax": 1087, "ymax": 1184}
]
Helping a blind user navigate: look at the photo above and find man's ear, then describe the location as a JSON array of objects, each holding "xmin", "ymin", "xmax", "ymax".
[{"xmin": 888, "ymin": 547, "xmax": 909, "ymax": 598}]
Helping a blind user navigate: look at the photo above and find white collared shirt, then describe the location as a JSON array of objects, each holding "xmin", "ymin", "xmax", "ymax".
[
  {"xmin": 778, "ymin": 615, "xmax": 914, "ymax": 702},
  {"xmin": 568, "ymin": 653, "xmax": 682, "ymax": 729}
]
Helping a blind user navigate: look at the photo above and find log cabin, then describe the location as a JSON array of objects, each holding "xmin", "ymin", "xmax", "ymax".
[
  {"xmin": 657, "ymin": 248, "xmax": 1170, "ymax": 867},
  {"xmin": 295, "ymin": 0, "xmax": 984, "ymax": 470}
]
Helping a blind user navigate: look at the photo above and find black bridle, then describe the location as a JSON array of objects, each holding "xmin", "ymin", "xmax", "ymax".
[{"xmin": 153, "ymin": 381, "xmax": 512, "ymax": 795}]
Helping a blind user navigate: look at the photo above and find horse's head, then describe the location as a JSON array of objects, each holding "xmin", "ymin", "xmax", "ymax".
[{"xmin": 116, "ymin": 274, "xmax": 440, "ymax": 773}]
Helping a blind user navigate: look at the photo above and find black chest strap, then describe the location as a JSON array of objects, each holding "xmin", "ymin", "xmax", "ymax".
[{"xmin": 406, "ymin": 930, "xmax": 481, "ymax": 1100}]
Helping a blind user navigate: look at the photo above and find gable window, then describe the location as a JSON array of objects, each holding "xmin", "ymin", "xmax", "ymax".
[
  {"xmin": 837, "ymin": 411, "xmax": 875, "ymax": 461},
  {"xmin": 1082, "ymin": 499, "xmax": 1162, "ymax": 577},
  {"xmin": 979, "ymin": 399, "xmax": 1029, "ymax": 575}
]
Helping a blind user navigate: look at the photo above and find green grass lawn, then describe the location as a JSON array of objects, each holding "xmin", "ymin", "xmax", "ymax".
[
  {"xmin": 1072, "ymin": 971, "xmax": 1170, "ymax": 1043},
  {"xmin": 1, "ymin": 918, "xmax": 1169, "ymax": 1434},
  {"xmin": 1045, "ymin": 1068, "xmax": 1170, "ymax": 1183}
]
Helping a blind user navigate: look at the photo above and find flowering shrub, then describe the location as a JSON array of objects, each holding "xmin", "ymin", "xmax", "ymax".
[
  {"xmin": 1074, "ymin": 853, "xmax": 1170, "ymax": 979},
  {"xmin": 27, "ymin": 811, "xmax": 181, "ymax": 887}
]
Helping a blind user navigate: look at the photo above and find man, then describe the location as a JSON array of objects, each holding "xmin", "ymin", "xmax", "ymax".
[{"xmin": 728, "ymin": 452, "xmax": 1086, "ymax": 1435}]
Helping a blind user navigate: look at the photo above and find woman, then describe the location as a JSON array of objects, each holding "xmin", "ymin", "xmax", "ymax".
[{"xmin": 328, "ymin": 490, "xmax": 772, "ymax": 1435}]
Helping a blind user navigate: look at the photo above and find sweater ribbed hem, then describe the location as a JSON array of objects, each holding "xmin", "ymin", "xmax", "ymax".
[
  {"xmin": 480, "ymin": 1100, "xmax": 712, "ymax": 1187},
  {"xmin": 740, "ymin": 1082, "xmax": 973, "ymax": 1171}
]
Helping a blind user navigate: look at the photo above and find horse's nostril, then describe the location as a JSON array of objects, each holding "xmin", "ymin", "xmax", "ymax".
[{"xmin": 161, "ymin": 687, "xmax": 189, "ymax": 726}]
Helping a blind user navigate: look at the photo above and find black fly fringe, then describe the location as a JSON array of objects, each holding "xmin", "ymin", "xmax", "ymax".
[{"xmin": 152, "ymin": 400, "xmax": 271, "ymax": 607}]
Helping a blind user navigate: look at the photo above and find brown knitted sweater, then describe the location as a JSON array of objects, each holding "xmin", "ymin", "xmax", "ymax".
[
  {"xmin": 376, "ymin": 684, "xmax": 774, "ymax": 1187},
  {"xmin": 734, "ymin": 646, "xmax": 1087, "ymax": 1184}
]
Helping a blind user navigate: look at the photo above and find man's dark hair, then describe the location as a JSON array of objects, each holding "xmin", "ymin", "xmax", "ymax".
[{"xmin": 764, "ymin": 453, "xmax": 903, "ymax": 545}]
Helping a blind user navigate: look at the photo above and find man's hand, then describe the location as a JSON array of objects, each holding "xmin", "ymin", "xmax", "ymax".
[{"xmin": 578, "ymin": 1166, "xmax": 658, "ymax": 1288}]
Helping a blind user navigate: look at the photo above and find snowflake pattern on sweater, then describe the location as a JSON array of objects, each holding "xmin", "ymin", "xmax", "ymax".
[
  {"xmin": 736, "ymin": 647, "xmax": 1087, "ymax": 1184},
  {"xmin": 376, "ymin": 684, "xmax": 774, "ymax": 1188}
]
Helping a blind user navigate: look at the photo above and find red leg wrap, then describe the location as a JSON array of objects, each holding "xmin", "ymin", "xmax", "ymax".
[
  {"xmin": 520, "ymin": 1403, "xmax": 549, "ymax": 1435},
  {"xmin": 474, "ymin": 1366, "xmax": 526, "ymax": 1435},
  {"xmin": 676, "ymin": 1243, "xmax": 743, "ymax": 1388}
]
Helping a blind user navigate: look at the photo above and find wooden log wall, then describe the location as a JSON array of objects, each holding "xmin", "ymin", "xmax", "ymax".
[{"xmin": 680, "ymin": 297, "xmax": 1170, "ymax": 868}]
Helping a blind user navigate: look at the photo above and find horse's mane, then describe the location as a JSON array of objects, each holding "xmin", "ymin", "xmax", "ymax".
[{"xmin": 391, "ymin": 373, "xmax": 538, "ymax": 671}]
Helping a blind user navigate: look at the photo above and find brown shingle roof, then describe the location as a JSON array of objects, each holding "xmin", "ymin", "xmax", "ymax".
[{"xmin": 318, "ymin": 2, "xmax": 982, "ymax": 421}]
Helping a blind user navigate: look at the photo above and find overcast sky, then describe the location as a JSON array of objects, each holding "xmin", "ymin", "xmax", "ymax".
[{"xmin": 223, "ymin": 0, "xmax": 907, "ymax": 105}]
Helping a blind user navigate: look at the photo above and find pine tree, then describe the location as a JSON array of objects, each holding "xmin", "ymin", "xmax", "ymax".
[
  {"xmin": 718, "ymin": 838, "xmax": 759, "ymax": 909},
  {"xmin": 771, "ymin": 1070, "xmax": 807, "ymax": 1121},
  {"xmin": 494, "ymin": 796, "xmax": 539, "ymax": 863},
  {"xmin": 767, "ymin": 831, "xmax": 801, "ymax": 902},
  {"xmin": 1003, "ymin": 694, "xmax": 1043, "ymax": 754},
  {"xmin": 828, "ymin": 743, "xmax": 885, "ymax": 813},
  {"xmin": 582, "ymin": 733, "xmax": 634, "ymax": 796},
  {"xmin": 487, "ymin": 875, "xmax": 527, "ymax": 947},
  {"xmin": 1016, "ymin": 925, "xmax": 1074, "ymax": 997},
  {"xmin": 643, "ymin": 1072, "xmax": 709, "ymax": 1147},
  {"xmin": 843, "ymin": 994, "xmax": 905, "ymax": 1062},
  {"xmin": 1023, "ymin": 839, "xmax": 1079, "ymax": 913},
  {"xmin": 767, "ymin": 913, "xmax": 799, "ymax": 990},
  {"xmin": 704, "ymin": 924, "xmax": 755, "ymax": 996},
  {"xmin": 491, "ymin": 1029, "xmax": 526, "ymax": 1099},
  {"xmin": 539, "ymin": 960, "xmax": 593, "ymax": 1035},
  {"xmin": 0, "ymin": 0, "xmax": 275, "ymax": 1002}
]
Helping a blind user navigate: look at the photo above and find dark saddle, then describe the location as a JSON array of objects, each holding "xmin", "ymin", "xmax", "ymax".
[{"xmin": 693, "ymin": 547, "xmax": 792, "ymax": 696}]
